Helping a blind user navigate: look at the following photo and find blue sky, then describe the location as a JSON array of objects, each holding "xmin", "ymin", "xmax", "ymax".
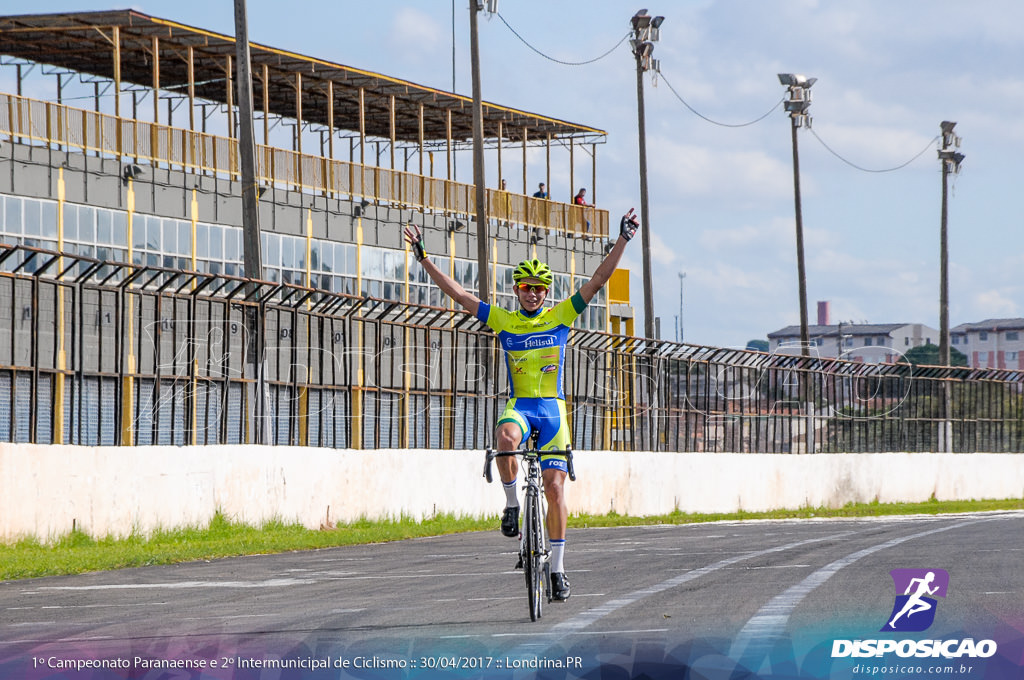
[{"xmin": 10, "ymin": 1, "xmax": 1024, "ymax": 348}]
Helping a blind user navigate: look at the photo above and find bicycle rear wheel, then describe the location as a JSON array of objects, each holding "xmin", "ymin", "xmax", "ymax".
[{"xmin": 524, "ymin": 490, "xmax": 543, "ymax": 621}]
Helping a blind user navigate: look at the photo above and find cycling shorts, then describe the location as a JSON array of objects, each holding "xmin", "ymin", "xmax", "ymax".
[{"xmin": 498, "ymin": 397, "xmax": 570, "ymax": 473}]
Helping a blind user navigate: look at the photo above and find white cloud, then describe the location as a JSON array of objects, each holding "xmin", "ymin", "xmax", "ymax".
[
  {"xmin": 971, "ymin": 290, "xmax": 1020, "ymax": 318},
  {"xmin": 697, "ymin": 216, "xmax": 791, "ymax": 255},
  {"xmin": 648, "ymin": 138, "xmax": 792, "ymax": 202},
  {"xmin": 389, "ymin": 7, "xmax": 444, "ymax": 55}
]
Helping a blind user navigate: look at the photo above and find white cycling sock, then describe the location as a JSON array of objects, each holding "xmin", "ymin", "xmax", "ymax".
[
  {"xmin": 502, "ymin": 480, "xmax": 519, "ymax": 508},
  {"xmin": 550, "ymin": 539, "xmax": 566, "ymax": 573}
]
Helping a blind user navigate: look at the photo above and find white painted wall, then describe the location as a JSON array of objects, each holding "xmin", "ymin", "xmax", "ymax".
[{"xmin": 2, "ymin": 444, "xmax": 1023, "ymax": 541}]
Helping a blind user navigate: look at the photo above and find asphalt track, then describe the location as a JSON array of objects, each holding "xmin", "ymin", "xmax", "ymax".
[{"xmin": 2, "ymin": 511, "xmax": 1023, "ymax": 679}]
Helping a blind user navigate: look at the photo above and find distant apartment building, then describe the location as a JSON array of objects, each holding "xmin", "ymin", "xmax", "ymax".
[
  {"xmin": 767, "ymin": 323, "xmax": 938, "ymax": 363},
  {"xmin": 951, "ymin": 318, "xmax": 1024, "ymax": 369},
  {"xmin": 767, "ymin": 301, "xmax": 937, "ymax": 363}
]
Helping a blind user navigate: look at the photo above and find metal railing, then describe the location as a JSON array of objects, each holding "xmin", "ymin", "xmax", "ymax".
[
  {"xmin": 0, "ymin": 92, "xmax": 608, "ymax": 238},
  {"xmin": 1, "ymin": 243, "xmax": 1022, "ymax": 452}
]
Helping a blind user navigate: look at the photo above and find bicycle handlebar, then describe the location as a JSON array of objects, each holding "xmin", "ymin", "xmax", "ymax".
[{"xmin": 483, "ymin": 448, "xmax": 576, "ymax": 483}]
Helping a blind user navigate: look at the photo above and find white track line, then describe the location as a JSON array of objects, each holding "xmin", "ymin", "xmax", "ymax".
[{"xmin": 547, "ymin": 531, "xmax": 856, "ymax": 637}]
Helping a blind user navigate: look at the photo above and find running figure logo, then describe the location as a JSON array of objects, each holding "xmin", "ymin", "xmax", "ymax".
[{"xmin": 881, "ymin": 568, "xmax": 950, "ymax": 632}]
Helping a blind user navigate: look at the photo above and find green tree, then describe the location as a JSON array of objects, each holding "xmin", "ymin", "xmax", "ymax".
[
  {"xmin": 901, "ymin": 343, "xmax": 968, "ymax": 367},
  {"xmin": 746, "ymin": 339, "xmax": 769, "ymax": 352}
]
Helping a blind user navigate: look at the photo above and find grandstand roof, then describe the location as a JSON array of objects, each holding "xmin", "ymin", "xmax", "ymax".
[{"xmin": 0, "ymin": 9, "xmax": 606, "ymax": 146}]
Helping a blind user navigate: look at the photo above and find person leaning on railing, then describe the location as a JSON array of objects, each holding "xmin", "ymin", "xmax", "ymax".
[
  {"xmin": 531, "ymin": 182, "xmax": 549, "ymax": 241},
  {"xmin": 573, "ymin": 187, "xmax": 592, "ymax": 240},
  {"xmin": 402, "ymin": 208, "xmax": 641, "ymax": 602}
]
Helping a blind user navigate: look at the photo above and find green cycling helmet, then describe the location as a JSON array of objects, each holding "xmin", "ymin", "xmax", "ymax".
[{"xmin": 513, "ymin": 259, "xmax": 553, "ymax": 286}]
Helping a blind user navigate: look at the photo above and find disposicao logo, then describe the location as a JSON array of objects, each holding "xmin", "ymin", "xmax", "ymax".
[
  {"xmin": 882, "ymin": 568, "xmax": 949, "ymax": 632},
  {"xmin": 831, "ymin": 568, "xmax": 998, "ymax": 660}
]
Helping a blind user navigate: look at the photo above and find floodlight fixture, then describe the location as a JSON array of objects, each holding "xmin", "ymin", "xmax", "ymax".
[
  {"xmin": 784, "ymin": 100, "xmax": 812, "ymax": 114},
  {"xmin": 940, "ymin": 120, "xmax": 957, "ymax": 135},
  {"xmin": 651, "ymin": 15, "xmax": 665, "ymax": 28},
  {"xmin": 631, "ymin": 9, "xmax": 651, "ymax": 31},
  {"xmin": 778, "ymin": 73, "xmax": 816, "ymax": 88},
  {"xmin": 939, "ymin": 149, "xmax": 965, "ymax": 171}
]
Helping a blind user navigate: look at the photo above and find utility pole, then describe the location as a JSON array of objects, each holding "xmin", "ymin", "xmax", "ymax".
[
  {"xmin": 469, "ymin": 0, "xmax": 490, "ymax": 300},
  {"xmin": 938, "ymin": 121, "xmax": 964, "ymax": 367},
  {"xmin": 630, "ymin": 9, "xmax": 664, "ymax": 341},
  {"xmin": 234, "ymin": 0, "xmax": 267, "ymax": 443},
  {"xmin": 779, "ymin": 74, "xmax": 816, "ymax": 357},
  {"xmin": 937, "ymin": 121, "xmax": 963, "ymax": 454}
]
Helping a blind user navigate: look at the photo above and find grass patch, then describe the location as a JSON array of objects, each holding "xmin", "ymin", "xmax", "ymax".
[
  {"xmin": 569, "ymin": 496, "xmax": 1024, "ymax": 527},
  {"xmin": 3, "ymin": 498, "xmax": 1023, "ymax": 581}
]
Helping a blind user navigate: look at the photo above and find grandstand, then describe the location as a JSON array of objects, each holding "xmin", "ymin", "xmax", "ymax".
[
  {"xmin": 0, "ymin": 10, "xmax": 613, "ymax": 315},
  {"xmin": 0, "ymin": 10, "xmax": 630, "ymax": 445}
]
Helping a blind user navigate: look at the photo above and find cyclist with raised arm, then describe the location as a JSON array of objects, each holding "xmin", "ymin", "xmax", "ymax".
[{"xmin": 403, "ymin": 209, "xmax": 639, "ymax": 602}]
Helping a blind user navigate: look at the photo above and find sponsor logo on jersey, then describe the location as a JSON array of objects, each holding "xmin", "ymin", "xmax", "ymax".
[{"xmin": 504, "ymin": 333, "xmax": 557, "ymax": 351}]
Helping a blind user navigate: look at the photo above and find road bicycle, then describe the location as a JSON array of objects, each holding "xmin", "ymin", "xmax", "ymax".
[{"xmin": 484, "ymin": 443, "xmax": 575, "ymax": 621}]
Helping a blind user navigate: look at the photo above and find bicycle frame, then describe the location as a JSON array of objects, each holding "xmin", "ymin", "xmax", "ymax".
[{"xmin": 484, "ymin": 446, "xmax": 574, "ymax": 621}]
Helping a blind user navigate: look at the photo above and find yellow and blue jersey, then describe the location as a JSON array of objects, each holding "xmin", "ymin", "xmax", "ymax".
[{"xmin": 475, "ymin": 292, "xmax": 587, "ymax": 399}]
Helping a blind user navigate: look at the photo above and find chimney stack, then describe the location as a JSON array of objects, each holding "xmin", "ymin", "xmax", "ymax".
[{"xmin": 817, "ymin": 300, "xmax": 831, "ymax": 326}]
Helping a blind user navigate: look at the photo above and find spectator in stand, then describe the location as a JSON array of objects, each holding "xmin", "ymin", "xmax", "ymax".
[
  {"xmin": 573, "ymin": 187, "xmax": 592, "ymax": 239},
  {"xmin": 530, "ymin": 183, "xmax": 550, "ymax": 242}
]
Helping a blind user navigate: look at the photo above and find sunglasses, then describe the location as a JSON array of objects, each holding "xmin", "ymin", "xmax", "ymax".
[{"xmin": 516, "ymin": 283, "xmax": 548, "ymax": 294}]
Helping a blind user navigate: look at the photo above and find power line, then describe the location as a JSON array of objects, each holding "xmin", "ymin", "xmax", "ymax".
[
  {"xmin": 659, "ymin": 70, "xmax": 783, "ymax": 128},
  {"xmin": 809, "ymin": 128, "xmax": 940, "ymax": 173},
  {"xmin": 495, "ymin": 12, "xmax": 631, "ymax": 66}
]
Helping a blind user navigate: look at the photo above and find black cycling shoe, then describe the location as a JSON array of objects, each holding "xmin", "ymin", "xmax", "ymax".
[
  {"xmin": 551, "ymin": 572, "xmax": 571, "ymax": 601},
  {"xmin": 500, "ymin": 506, "xmax": 520, "ymax": 537}
]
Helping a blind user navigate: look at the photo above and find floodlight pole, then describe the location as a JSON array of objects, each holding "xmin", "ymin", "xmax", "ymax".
[
  {"xmin": 789, "ymin": 118, "xmax": 810, "ymax": 357},
  {"xmin": 938, "ymin": 121, "xmax": 963, "ymax": 367},
  {"xmin": 635, "ymin": 56, "xmax": 655, "ymax": 340},
  {"xmin": 234, "ymin": 1, "xmax": 262, "ymax": 287},
  {"xmin": 937, "ymin": 121, "xmax": 963, "ymax": 452},
  {"xmin": 779, "ymin": 74, "xmax": 815, "ymax": 357},
  {"xmin": 234, "ymin": 0, "xmax": 268, "ymax": 444},
  {"xmin": 469, "ymin": 0, "xmax": 490, "ymax": 300},
  {"xmin": 631, "ymin": 10, "xmax": 663, "ymax": 341}
]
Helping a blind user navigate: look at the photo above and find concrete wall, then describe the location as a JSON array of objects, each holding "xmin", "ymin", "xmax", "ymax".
[{"xmin": 2, "ymin": 444, "xmax": 1023, "ymax": 541}]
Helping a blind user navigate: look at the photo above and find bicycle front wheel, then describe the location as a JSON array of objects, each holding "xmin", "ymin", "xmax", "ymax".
[{"xmin": 524, "ymin": 491, "xmax": 544, "ymax": 621}]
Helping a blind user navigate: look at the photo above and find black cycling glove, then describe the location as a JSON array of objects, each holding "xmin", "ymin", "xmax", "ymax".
[{"xmin": 619, "ymin": 208, "xmax": 640, "ymax": 241}]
